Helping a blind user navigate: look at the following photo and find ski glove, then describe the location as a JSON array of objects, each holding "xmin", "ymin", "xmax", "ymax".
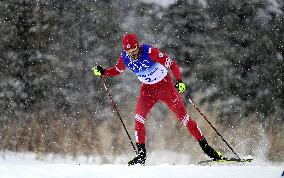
[
  {"xmin": 175, "ymin": 80, "xmax": 186, "ymax": 93},
  {"xmin": 92, "ymin": 66, "xmax": 105, "ymax": 76}
]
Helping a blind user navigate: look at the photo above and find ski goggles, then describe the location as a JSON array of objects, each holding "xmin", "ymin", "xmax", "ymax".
[{"xmin": 126, "ymin": 44, "xmax": 138, "ymax": 53}]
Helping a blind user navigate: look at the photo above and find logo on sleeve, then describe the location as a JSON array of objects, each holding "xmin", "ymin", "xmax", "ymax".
[
  {"xmin": 165, "ymin": 57, "xmax": 172, "ymax": 68},
  {"xmin": 158, "ymin": 53, "xmax": 163, "ymax": 58}
]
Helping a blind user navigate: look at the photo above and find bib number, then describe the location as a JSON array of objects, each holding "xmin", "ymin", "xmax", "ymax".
[{"xmin": 137, "ymin": 63, "xmax": 167, "ymax": 84}]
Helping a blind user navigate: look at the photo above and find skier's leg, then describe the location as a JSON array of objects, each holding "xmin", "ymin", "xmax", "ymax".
[
  {"xmin": 161, "ymin": 81, "xmax": 223, "ymax": 160},
  {"xmin": 129, "ymin": 86, "xmax": 157, "ymax": 165},
  {"xmin": 161, "ymin": 85, "xmax": 203, "ymax": 141},
  {"xmin": 134, "ymin": 88, "xmax": 157, "ymax": 144}
]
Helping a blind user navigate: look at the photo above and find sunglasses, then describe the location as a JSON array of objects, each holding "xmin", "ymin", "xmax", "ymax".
[{"xmin": 126, "ymin": 45, "xmax": 138, "ymax": 53}]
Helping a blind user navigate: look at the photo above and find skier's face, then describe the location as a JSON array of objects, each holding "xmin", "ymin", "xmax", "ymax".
[{"xmin": 127, "ymin": 45, "xmax": 139, "ymax": 59}]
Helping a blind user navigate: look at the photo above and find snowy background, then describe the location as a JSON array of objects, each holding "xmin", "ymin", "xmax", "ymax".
[
  {"xmin": 0, "ymin": 0, "xmax": 283, "ymax": 177},
  {"xmin": 0, "ymin": 151, "xmax": 283, "ymax": 178}
]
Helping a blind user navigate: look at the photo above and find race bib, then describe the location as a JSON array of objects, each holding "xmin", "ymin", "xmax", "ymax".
[{"xmin": 136, "ymin": 63, "xmax": 168, "ymax": 84}]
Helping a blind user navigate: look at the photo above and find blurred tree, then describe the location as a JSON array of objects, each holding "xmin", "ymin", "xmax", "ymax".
[
  {"xmin": 0, "ymin": 0, "xmax": 123, "ymax": 117},
  {"xmin": 0, "ymin": 0, "xmax": 57, "ymax": 116},
  {"xmin": 207, "ymin": 0, "xmax": 283, "ymax": 120},
  {"xmin": 160, "ymin": 0, "xmax": 283, "ymax": 123},
  {"xmin": 160, "ymin": 0, "xmax": 215, "ymax": 101}
]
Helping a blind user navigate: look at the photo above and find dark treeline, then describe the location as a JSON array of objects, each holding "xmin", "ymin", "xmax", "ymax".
[{"xmin": 0, "ymin": 0, "xmax": 283, "ymax": 161}]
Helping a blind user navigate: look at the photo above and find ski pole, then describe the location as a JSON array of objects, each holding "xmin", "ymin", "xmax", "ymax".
[
  {"xmin": 184, "ymin": 94, "xmax": 241, "ymax": 160},
  {"xmin": 100, "ymin": 76, "xmax": 138, "ymax": 155}
]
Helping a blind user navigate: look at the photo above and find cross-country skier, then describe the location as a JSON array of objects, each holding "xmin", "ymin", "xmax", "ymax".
[{"xmin": 93, "ymin": 34, "xmax": 224, "ymax": 165}]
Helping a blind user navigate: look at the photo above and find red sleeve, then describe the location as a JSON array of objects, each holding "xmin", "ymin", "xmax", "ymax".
[
  {"xmin": 148, "ymin": 47, "xmax": 182, "ymax": 81},
  {"xmin": 103, "ymin": 55, "xmax": 125, "ymax": 76}
]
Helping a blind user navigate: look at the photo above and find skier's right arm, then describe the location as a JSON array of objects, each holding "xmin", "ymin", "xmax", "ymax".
[{"xmin": 93, "ymin": 56, "xmax": 125, "ymax": 76}]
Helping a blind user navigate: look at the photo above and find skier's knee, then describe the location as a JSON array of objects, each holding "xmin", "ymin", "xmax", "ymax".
[
  {"xmin": 180, "ymin": 114, "xmax": 190, "ymax": 126},
  {"xmin": 135, "ymin": 114, "xmax": 145, "ymax": 124}
]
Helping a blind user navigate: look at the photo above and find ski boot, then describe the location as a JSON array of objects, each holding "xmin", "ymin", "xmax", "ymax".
[
  {"xmin": 199, "ymin": 138, "xmax": 224, "ymax": 161},
  {"xmin": 128, "ymin": 144, "xmax": 146, "ymax": 166}
]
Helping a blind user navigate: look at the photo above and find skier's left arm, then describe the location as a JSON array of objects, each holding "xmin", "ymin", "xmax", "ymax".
[
  {"xmin": 148, "ymin": 47, "xmax": 182, "ymax": 81},
  {"xmin": 149, "ymin": 47, "xmax": 185, "ymax": 93}
]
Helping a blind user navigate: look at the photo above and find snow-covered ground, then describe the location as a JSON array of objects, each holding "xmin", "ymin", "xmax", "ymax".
[{"xmin": 0, "ymin": 152, "xmax": 283, "ymax": 178}]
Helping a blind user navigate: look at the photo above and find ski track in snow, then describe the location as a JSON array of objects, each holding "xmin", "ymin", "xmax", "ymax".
[{"xmin": 0, "ymin": 152, "xmax": 283, "ymax": 178}]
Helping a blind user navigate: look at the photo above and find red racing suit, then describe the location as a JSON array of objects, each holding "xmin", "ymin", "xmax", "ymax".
[{"xmin": 103, "ymin": 44, "xmax": 203, "ymax": 144}]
